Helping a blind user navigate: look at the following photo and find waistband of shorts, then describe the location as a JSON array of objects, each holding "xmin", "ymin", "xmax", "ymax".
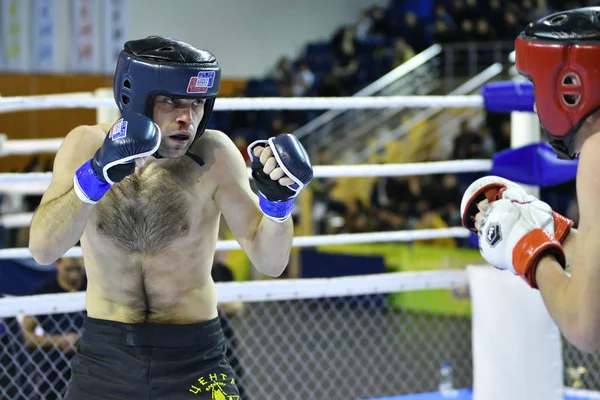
[{"xmin": 81, "ymin": 316, "xmax": 224, "ymax": 348}]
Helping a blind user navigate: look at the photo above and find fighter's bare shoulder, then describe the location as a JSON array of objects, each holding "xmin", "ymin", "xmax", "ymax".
[
  {"xmin": 54, "ymin": 124, "xmax": 105, "ymax": 166},
  {"xmin": 196, "ymin": 129, "xmax": 246, "ymax": 164},
  {"xmin": 61, "ymin": 124, "xmax": 106, "ymax": 155},
  {"xmin": 195, "ymin": 129, "xmax": 238, "ymax": 152},
  {"xmin": 38, "ymin": 124, "xmax": 107, "ymax": 206}
]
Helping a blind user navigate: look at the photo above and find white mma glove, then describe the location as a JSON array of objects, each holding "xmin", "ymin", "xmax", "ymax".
[
  {"xmin": 477, "ymin": 197, "xmax": 565, "ymax": 288},
  {"xmin": 461, "ymin": 176, "xmax": 573, "ymax": 243},
  {"xmin": 461, "ymin": 176, "xmax": 570, "ymax": 288}
]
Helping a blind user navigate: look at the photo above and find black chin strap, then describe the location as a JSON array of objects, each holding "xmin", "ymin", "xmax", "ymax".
[
  {"xmin": 151, "ymin": 151, "xmax": 204, "ymax": 166},
  {"xmin": 185, "ymin": 152, "xmax": 205, "ymax": 166}
]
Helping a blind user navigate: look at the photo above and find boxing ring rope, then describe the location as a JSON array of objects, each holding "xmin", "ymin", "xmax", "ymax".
[
  {"xmin": 0, "ymin": 270, "xmax": 470, "ymax": 317},
  {"xmin": 0, "ymin": 227, "xmax": 472, "ymax": 260},
  {"xmin": 0, "ymin": 93, "xmax": 485, "ymax": 113},
  {"xmin": 0, "ymin": 159, "xmax": 492, "ymax": 186},
  {"xmin": 0, "ymin": 160, "xmax": 491, "ymax": 229}
]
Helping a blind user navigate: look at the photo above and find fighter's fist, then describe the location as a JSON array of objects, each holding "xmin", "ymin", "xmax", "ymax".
[
  {"xmin": 474, "ymin": 196, "xmax": 565, "ymax": 288},
  {"xmin": 461, "ymin": 176, "xmax": 573, "ymax": 243},
  {"xmin": 247, "ymin": 134, "xmax": 313, "ymax": 222},
  {"xmin": 251, "ymin": 145, "xmax": 295, "ymax": 187},
  {"xmin": 91, "ymin": 114, "xmax": 161, "ymax": 185},
  {"xmin": 461, "ymin": 176, "xmax": 570, "ymax": 288},
  {"xmin": 74, "ymin": 114, "xmax": 161, "ymax": 204}
]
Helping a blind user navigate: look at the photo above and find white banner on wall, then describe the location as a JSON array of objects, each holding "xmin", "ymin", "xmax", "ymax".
[
  {"xmin": 1, "ymin": 0, "xmax": 29, "ymax": 71},
  {"xmin": 31, "ymin": 0, "xmax": 59, "ymax": 72},
  {"xmin": 101, "ymin": 0, "xmax": 129, "ymax": 74},
  {"xmin": 69, "ymin": 0, "xmax": 98, "ymax": 72}
]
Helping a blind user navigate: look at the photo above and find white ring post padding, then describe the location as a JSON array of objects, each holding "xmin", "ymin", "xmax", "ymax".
[
  {"xmin": 510, "ymin": 110, "xmax": 541, "ymax": 198},
  {"xmin": 0, "ymin": 94, "xmax": 485, "ymax": 113},
  {"xmin": 468, "ymin": 265, "xmax": 563, "ymax": 400}
]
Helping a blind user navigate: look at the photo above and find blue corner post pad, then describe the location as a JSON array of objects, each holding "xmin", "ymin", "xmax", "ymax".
[
  {"xmin": 481, "ymin": 80, "xmax": 535, "ymax": 113},
  {"xmin": 490, "ymin": 142, "xmax": 578, "ymax": 187}
]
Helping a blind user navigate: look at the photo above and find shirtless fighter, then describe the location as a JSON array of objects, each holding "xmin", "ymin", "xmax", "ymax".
[
  {"xmin": 460, "ymin": 7, "xmax": 600, "ymax": 353},
  {"xmin": 28, "ymin": 36, "xmax": 313, "ymax": 399}
]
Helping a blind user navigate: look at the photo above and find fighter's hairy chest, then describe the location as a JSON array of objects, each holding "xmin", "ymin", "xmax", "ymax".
[{"xmin": 91, "ymin": 162, "xmax": 216, "ymax": 253}]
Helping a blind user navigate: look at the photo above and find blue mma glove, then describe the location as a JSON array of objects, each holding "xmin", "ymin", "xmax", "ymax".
[
  {"xmin": 248, "ymin": 134, "xmax": 313, "ymax": 222},
  {"xmin": 74, "ymin": 114, "xmax": 161, "ymax": 204}
]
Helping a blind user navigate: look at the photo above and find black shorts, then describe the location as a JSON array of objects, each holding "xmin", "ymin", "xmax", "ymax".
[{"xmin": 63, "ymin": 316, "xmax": 240, "ymax": 399}]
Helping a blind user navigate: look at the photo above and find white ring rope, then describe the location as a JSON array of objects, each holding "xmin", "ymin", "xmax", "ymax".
[
  {"xmin": 0, "ymin": 160, "xmax": 491, "ymax": 189},
  {"xmin": 0, "ymin": 136, "xmax": 65, "ymax": 155},
  {"xmin": 0, "ymin": 227, "xmax": 471, "ymax": 260},
  {"xmin": 0, "ymin": 270, "xmax": 470, "ymax": 317},
  {"xmin": 0, "ymin": 213, "xmax": 33, "ymax": 229},
  {"xmin": 0, "ymin": 94, "xmax": 485, "ymax": 113}
]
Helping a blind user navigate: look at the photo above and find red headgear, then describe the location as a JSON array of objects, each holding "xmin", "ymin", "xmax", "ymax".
[{"xmin": 515, "ymin": 7, "xmax": 600, "ymax": 159}]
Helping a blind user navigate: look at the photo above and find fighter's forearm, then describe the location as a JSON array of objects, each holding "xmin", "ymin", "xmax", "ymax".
[
  {"xmin": 248, "ymin": 216, "xmax": 293, "ymax": 277},
  {"xmin": 29, "ymin": 189, "xmax": 94, "ymax": 265},
  {"xmin": 536, "ymin": 246, "xmax": 600, "ymax": 353},
  {"xmin": 563, "ymin": 228, "xmax": 578, "ymax": 268},
  {"xmin": 535, "ymin": 256, "xmax": 583, "ymax": 344}
]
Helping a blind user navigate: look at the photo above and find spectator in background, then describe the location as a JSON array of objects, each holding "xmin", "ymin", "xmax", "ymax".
[
  {"xmin": 479, "ymin": 126, "xmax": 496, "ymax": 157},
  {"xmin": 355, "ymin": 10, "xmax": 373, "ymax": 42},
  {"xmin": 270, "ymin": 57, "xmax": 294, "ymax": 86},
  {"xmin": 500, "ymin": 9, "xmax": 523, "ymax": 40},
  {"xmin": 268, "ymin": 115, "xmax": 285, "ymax": 138},
  {"xmin": 292, "ymin": 61, "xmax": 315, "ymax": 97},
  {"xmin": 451, "ymin": 121, "xmax": 484, "ymax": 160},
  {"xmin": 400, "ymin": 12, "xmax": 427, "ymax": 53},
  {"xmin": 21, "ymin": 257, "xmax": 86, "ymax": 400},
  {"xmin": 428, "ymin": 174, "xmax": 463, "ymax": 227},
  {"xmin": 368, "ymin": 6, "xmax": 394, "ymax": 42},
  {"xmin": 431, "ymin": 20, "xmax": 459, "ymax": 45},
  {"xmin": 310, "ymin": 148, "xmax": 346, "ymax": 234},
  {"xmin": 331, "ymin": 26, "xmax": 359, "ymax": 63},
  {"xmin": 459, "ymin": 19, "xmax": 475, "ymax": 41},
  {"xmin": 339, "ymin": 198, "xmax": 374, "ymax": 233},
  {"xmin": 463, "ymin": 0, "xmax": 482, "ymax": 21},
  {"xmin": 434, "ymin": 4, "xmax": 457, "ymax": 29},
  {"xmin": 390, "ymin": 37, "xmax": 416, "ymax": 68},
  {"xmin": 23, "ymin": 156, "xmax": 45, "ymax": 213},
  {"xmin": 487, "ymin": 0, "xmax": 505, "ymax": 27},
  {"xmin": 317, "ymin": 72, "xmax": 343, "ymax": 97},
  {"xmin": 494, "ymin": 119, "xmax": 512, "ymax": 152},
  {"xmin": 450, "ymin": 0, "xmax": 467, "ymax": 27},
  {"xmin": 330, "ymin": 25, "xmax": 360, "ymax": 94},
  {"xmin": 474, "ymin": 19, "xmax": 497, "ymax": 41}
]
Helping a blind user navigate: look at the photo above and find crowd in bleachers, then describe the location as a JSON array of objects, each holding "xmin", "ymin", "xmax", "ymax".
[{"xmin": 273, "ymin": 0, "xmax": 585, "ymax": 243}]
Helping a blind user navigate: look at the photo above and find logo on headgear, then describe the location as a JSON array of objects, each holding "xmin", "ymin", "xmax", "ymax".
[{"xmin": 187, "ymin": 71, "xmax": 215, "ymax": 94}]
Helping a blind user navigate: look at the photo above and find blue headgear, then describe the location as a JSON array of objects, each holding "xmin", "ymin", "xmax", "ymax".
[{"xmin": 113, "ymin": 36, "xmax": 221, "ymax": 155}]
